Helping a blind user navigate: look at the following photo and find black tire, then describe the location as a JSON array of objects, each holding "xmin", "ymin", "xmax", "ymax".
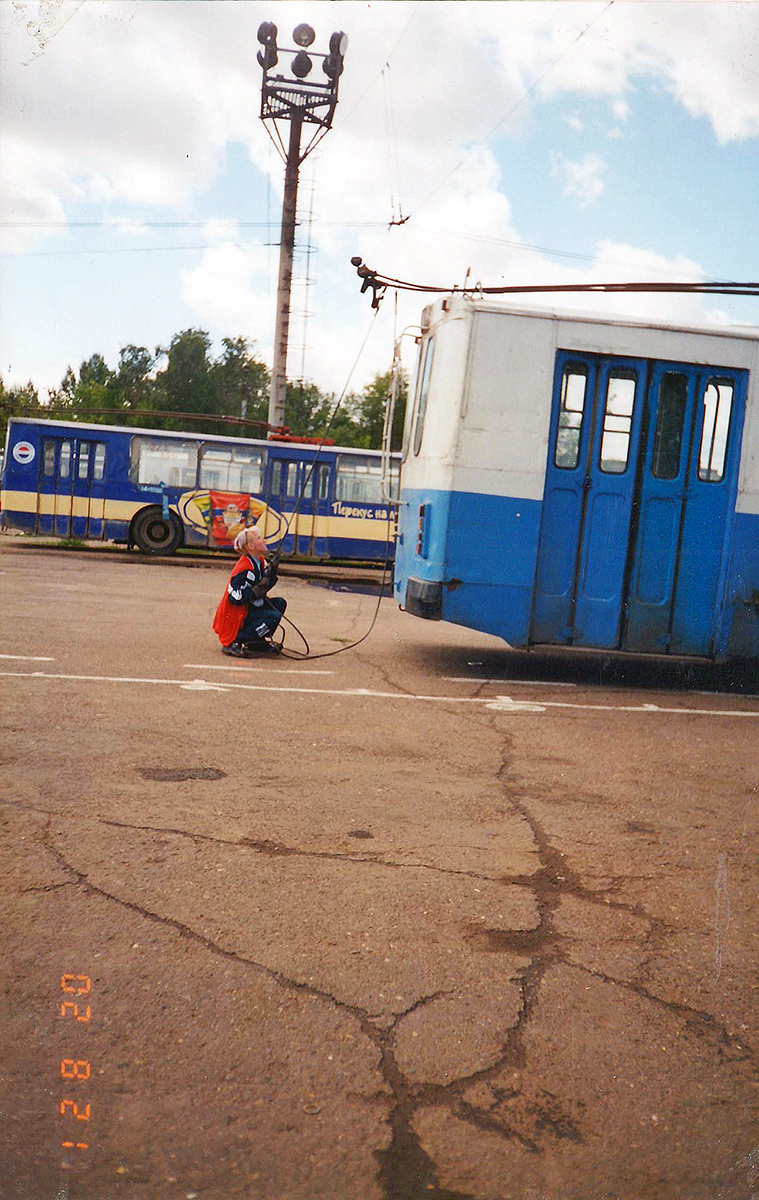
[{"xmin": 132, "ymin": 507, "xmax": 183, "ymax": 556}]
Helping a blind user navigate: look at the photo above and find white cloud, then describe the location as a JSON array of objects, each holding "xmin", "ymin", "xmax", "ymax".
[
  {"xmin": 550, "ymin": 151, "xmax": 605, "ymax": 207},
  {"xmin": 2, "ymin": 1, "xmax": 758, "ymax": 395},
  {"xmin": 566, "ymin": 114, "xmax": 585, "ymax": 132},
  {"xmin": 180, "ymin": 243, "xmax": 273, "ymax": 342}
]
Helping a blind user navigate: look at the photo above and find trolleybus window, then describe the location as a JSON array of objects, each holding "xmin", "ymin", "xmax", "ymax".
[
  {"xmin": 336, "ymin": 455, "xmax": 399, "ymax": 503},
  {"xmin": 270, "ymin": 460, "xmax": 299, "ymax": 498},
  {"xmin": 698, "ymin": 379, "xmax": 734, "ymax": 482},
  {"xmin": 129, "ymin": 437, "xmax": 199, "ymax": 488},
  {"xmin": 42, "ymin": 439, "xmax": 56, "ymax": 477},
  {"xmin": 93, "ymin": 443, "xmax": 106, "ymax": 481},
  {"xmin": 78, "ymin": 443, "xmax": 90, "ymax": 480},
  {"xmin": 554, "ymin": 363, "xmax": 588, "ymax": 469},
  {"xmin": 303, "ymin": 463, "xmax": 330, "ymax": 500},
  {"xmin": 412, "ymin": 337, "xmax": 435, "ymax": 457},
  {"xmin": 59, "ymin": 441, "xmax": 72, "ymax": 479},
  {"xmin": 599, "ymin": 372, "xmax": 636, "ymax": 474},
  {"xmin": 199, "ymin": 445, "xmax": 264, "ymax": 492},
  {"xmin": 652, "ymin": 372, "xmax": 688, "ymax": 480}
]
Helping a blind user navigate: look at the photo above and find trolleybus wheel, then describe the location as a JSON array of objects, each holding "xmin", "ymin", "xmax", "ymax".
[{"xmin": 132, "ymin": 507, "xmax": 183, "ymax": 556}]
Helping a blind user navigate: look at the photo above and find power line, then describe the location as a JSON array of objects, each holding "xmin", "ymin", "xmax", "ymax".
[
  {"xmin": 0, "ymin": 220, "xmax": 390, "ymax": 229},
  {"xmin": 3, "ymin": 243, "xmax": 278, "ymax": 260}
]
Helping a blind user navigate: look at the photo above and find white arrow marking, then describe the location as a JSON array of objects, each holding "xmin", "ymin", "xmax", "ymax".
[{"xmin": 484, "ymin": 696, "xmax": 547, "ymax": 713}]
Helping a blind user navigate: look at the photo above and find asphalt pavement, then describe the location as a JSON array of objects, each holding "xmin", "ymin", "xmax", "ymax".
[{"xmin": 1, "ymin": 545, "xmax": 758, "ymax": 1200}]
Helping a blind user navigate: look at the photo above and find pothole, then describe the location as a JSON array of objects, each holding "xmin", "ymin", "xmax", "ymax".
[{"xmin": 137, "ymin": 767, "xmax": 226, "ymax": 782}]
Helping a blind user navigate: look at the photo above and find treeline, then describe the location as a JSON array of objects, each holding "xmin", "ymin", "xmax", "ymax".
[{"xmin": 0, "ymin": 328, "xmax": 408, "ymax": 450}]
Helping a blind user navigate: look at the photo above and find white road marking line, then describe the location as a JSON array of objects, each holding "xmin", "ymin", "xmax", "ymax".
[
  {"xmin": 0, "ymin": 654, "xmax": 55, "ymax": 661},
  {"xmin": 444, "ymin": 676, "xmax": 577, "ymax": 687},
  {"xmin": 183, "ymin": 663, "xmax": 333, "ymax": 675},
  {"xmin": 2, "ymin": 670, "xmax": 759, "ymax": 718}
]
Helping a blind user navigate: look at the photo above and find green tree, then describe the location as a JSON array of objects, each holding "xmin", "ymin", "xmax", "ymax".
[
  {"xmin": 353, "ymin": 368, "xmax": 408, "ymax": 450},
  {"xmin": 111, "ymin": 345, "xmax": 156, "ymax": 420},
  {"xmin": 154, "ymin": 328, "xmax": 215, "ymax": 422},
  {"xmin": 0, "ymin": 378, "xmax": 42, "ymax": 444},
  {"xmin": 210, "ymin": 337, "xmax": 269, "ymax": 434}
]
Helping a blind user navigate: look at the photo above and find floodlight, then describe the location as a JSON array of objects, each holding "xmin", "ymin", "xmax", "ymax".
[
  {"xmin": 293, "ymin": 24, "xmax": 315, "ymax": 47},
  {"xmin": 323, "ymin": 30, "xmax": 347, "ymax": 79},
  {"xmin": 291, "ymin": 50, "xmax": 313, "ymax": 78}
]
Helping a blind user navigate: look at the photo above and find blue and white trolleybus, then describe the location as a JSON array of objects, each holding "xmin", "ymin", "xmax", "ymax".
[
  {"xmin": 1, "ymin": 418, "xmax": 399, "ymax": 561},
  {"xmin": 394, "ymin": 297, "xmax": 759, "ymax": 661}
]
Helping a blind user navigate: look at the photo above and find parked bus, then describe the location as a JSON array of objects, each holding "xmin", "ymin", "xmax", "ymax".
[
  {"xmin": 0, "ymin": 418, "xmax": 399, "ymax": 560},
  {"xmin": 394, "ymin": 297, "xmax": 759, "ymax": 662}
]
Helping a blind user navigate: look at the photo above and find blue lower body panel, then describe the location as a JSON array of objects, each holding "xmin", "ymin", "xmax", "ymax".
[
  {"xmin": 395, "ymin": 487, "xmax": 542, "ymax": 646},
  {"xmin": 724, "ymin": 512, "xmax": 759, "ymax": 659},
  {"xmin": 396, "ymin": 488, "xmax": 759, "ymax": 660}
]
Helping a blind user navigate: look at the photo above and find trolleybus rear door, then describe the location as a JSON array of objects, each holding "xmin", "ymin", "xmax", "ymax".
[
  {"xmin": 624, "ymin": 365, "xmax": 745, "ymax": 656},
  {"xmin": 532, "ymin": 353, "xmax": 646, "ymax": 649}
]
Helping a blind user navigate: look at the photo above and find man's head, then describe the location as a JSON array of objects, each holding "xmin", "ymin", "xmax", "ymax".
[{"xmin": 234, "ymin": 525, "xmax": 268, "ymax": 558}]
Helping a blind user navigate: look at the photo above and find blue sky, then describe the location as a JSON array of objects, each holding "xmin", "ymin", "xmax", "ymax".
[{"xmin": 2, "ymin": 1, "xmax": 759, "ymax": 401}]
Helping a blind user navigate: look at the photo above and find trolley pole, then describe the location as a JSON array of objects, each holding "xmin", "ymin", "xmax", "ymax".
[{"xmin": 256, "ymin": 21, "xmax": 348, "ymax": 432}]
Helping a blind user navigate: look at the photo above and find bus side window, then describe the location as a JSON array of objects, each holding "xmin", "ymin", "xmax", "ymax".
[
  {"xmin": 285, "ymin": 463, "xmax": 298, "ymax": 497},
  {"xmin": 270, "ymin": 461, "xmax": 283, "ymax": 494},
  {"xmin": 78, "ymin": 443, "xmax": 91, "ymax": 480},
  {"xmin": 336, "ymin": 455, "xmax": 383, "ymax": 504},
  {"xmin": 412, "ymin": 337, "xmax": 435, "ymax": 457},
  {"xmin": 93, "ymin": 444, "xmax": 106, "ymax": 481},
  {"xmin": 318, "ymin": 464, "xmax": 330, "ymax": 500},
  {"xmin": 652, "ymin": 373, "xmax": 688, "ymax": 479},
  {"xmin": 199, "ymin": 445, "xmax": 264, "ymax": 492},
  {"xmin": 130, "ymin": 436, "xmax": 199, "ymax": 487},
  {"xmin": 554, "ymin": 365, "xmax": 588, "ymax": 470},
  {"xmin": 599, "ymin": 372, "xmax": 636, "ymax": 474},
  {"xmin": 59, "ymin": 441, "xmax": 72, "ymax": 480},
  {"xmin": 698, "ymin": 379, "xmax": 734, "ymax": 482},
  {"xmin": 43, "ymin": 440, "xmax": 56, "ymax": 477}
]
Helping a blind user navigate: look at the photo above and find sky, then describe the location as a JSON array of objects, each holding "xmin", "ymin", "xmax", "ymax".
[{"xmin": 2, "ymin": 0, "xmax": 759, "ymax": 407}]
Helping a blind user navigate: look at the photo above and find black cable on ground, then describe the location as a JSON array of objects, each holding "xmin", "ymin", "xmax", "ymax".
[
  {"xmin": 259, "ymin": 307, "xmax": 397, "ymax": 661},
  {"xmin": 276, "ymin": 546, "xmax": 394, "ymax": 661}
]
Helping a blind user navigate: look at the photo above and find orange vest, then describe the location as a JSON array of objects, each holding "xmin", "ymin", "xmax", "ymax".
[{"xmin": 212, "ymin": 554, "xmax": 265, "ymax": 645}]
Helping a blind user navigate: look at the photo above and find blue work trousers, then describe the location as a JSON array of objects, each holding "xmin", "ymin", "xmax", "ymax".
[{"xmin": 237, "ymin": 596, "xmax": 287, "ymax": 645}]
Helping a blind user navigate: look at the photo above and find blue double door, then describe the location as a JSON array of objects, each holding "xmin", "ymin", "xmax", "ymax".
[
  {"xmin": 532, "ymin": 351, "xmax": 745, "ymax": 656},
  {"xmin": 265, "ymin": 455, "xmax": 331, "ymax": 555},
  {"xmin": 37, "ymin": 435, "xmax": 108, "ymax": 538}
]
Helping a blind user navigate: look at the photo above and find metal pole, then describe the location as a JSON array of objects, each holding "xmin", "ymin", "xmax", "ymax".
[{"xmin": 268, "ymin": 109, "xmax": 304, "ymax": 429}]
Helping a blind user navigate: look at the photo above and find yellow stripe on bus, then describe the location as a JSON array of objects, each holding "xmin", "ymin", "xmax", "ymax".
[{"xmin": 1, "ymin": 490, "xmax": 395, "ymax": 543}]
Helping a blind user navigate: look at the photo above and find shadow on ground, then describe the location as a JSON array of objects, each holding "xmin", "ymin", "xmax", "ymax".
[{"xmin": 413, "ymin": 642, "xmax": 759, "ymax": 697}]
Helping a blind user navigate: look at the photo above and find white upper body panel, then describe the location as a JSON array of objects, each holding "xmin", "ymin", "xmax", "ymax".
[{"xmin": 403, "ymin": 297, "xmax": 759, "ymax": 510}]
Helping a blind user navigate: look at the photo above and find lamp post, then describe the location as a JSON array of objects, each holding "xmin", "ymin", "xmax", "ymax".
[{"xmin": 257, "ymin": 21, "xmax": 348, "ymax": 430}]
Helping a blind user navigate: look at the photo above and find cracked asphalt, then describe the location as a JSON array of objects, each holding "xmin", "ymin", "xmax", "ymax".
[{"xmin": 1, "ymin": 546, "xmax": 758, "ymax": 1200}]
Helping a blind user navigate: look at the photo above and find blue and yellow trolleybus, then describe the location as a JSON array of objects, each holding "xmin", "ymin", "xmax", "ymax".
[
  {"xmin": 395, "ymin": 297, "xmax": 759, "ymax": 662},
  {"xmin": 1, "ymin": 418, "xmax": 399, "ymax": 560}
]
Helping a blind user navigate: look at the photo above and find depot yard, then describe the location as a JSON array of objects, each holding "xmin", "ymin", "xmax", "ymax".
[{"xmin": 1, "ymin": 545, "xmax": 758, "ymax": 1200}]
